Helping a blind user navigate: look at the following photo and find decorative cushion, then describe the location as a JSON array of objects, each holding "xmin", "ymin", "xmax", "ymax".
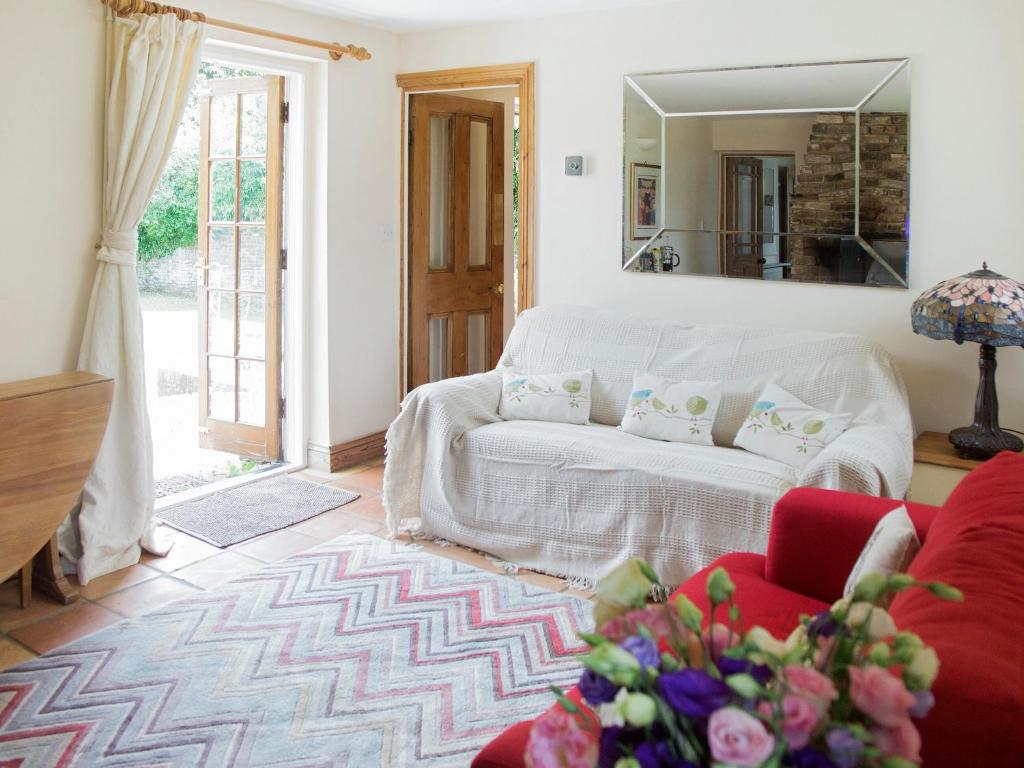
[
  {"xmin": 498, "ymin": 369, "xmax": 593, "ymax": 425},
  {"xmin": 619, "ymin": 373, "xmax": 723, "ymax": 446},
  {"xmin": 843, "ymin": 505, "xmax": 921, "ymax": 595},
  {"xmin": 733, "ymin": 383, "xmax": 852, "ymax": 469}
]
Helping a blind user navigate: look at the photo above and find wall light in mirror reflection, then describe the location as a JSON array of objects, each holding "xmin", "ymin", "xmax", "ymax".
[{"xmin": 622, "ymin": 59, "xmax": 910, "ymax": 288}]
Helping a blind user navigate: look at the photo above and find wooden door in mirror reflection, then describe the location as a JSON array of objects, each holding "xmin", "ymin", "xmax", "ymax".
[
  {"xmin": 408, "ymin": 93, "xmax": 505, "ymax": 390},
  {"xmin": 721, "ymin": 156, "xmax": 764, "ymax": 278}
]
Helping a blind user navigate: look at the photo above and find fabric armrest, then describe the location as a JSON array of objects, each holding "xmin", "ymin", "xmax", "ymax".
[
  {"xmin": 797, "ymin": 424, "xmax": 913, "ymax": 500},
  {"xmin": 765, "ymin": 487, "xmax": 938, "ymax": 604},
  {"xmin": 383, "ymin": 370, "xmax": 503, "ymax": 535}
]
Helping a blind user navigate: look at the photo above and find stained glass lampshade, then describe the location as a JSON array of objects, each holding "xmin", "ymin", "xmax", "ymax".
[{"xmin": 911, "ymin": 263, "xmax": 1024, "ymax": 459}]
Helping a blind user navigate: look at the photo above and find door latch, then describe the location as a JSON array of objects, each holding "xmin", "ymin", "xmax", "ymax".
[{"xmin": 490, "ymin": 283, "xmax": 505, "ymax": 295}]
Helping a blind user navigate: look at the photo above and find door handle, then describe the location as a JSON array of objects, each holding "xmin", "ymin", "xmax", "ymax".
[{"xmin": 490, "ymin": 283, "xmax": 504, "ymax": 295}]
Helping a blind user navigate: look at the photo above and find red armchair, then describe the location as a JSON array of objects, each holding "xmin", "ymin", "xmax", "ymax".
[{"xmin": 474, "ymin": 452, "xmax": 1024, "ymax": 768}]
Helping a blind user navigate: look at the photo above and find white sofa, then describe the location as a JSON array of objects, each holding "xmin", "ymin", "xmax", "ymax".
[{"xmin": 384, "ymin": 305, "xmax": 913, "ymax": 587}]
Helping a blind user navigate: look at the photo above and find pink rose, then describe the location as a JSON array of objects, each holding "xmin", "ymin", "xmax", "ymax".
[
  {"xmin": 702, "ymin": 623, "xmax": 738, "ymax": 660},
  {"xmin": 784, "ymin": 665, "xmax": 839, "ymax": 715},
  {"xmin": 848, "ymin": 665, "xmax": 916, "ymax": 727},
  {"xmin": 780, "ymin": 695, "xmax": 821, "ymax": 749},
  {"xmin": 525, "ymin": 707, "xmax": 598, "ymax": 768},
  {"xmin": 708, "ymin": 707, "xmax": 776, "ymax": 767},
  {"xmin": 872, "ymin": 718, "xmax": 923, "ymax": 763}
]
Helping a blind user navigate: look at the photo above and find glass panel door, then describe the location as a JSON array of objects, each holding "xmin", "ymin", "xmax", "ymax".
[{"xmin": 198, "ymin": 76, "xmax": 284, "ymax": 460}]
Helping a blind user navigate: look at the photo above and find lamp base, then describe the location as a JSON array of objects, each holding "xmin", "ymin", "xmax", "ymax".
[{"xmin": 949, "ymin": 426, "xmax": 1023, "ymax": 461}]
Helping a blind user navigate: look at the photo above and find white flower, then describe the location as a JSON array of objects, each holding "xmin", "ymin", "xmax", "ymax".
[
  {"xmin": 846, "ymin": 602, "xmax": 897, "ymax": 640},
  {"xmin": 747, "ymin": 626, "xmax": 787, "ymax": 657},
  {"xmin": 905, "ymin": 646, "xmax": 940, "ymax": 690},
  {"xmin": 597, "ymin": 688, "xmax": 629, "ymax": 728}
]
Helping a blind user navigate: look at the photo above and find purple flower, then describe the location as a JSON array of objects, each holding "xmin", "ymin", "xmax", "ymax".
[
  {"xmin": 825, "ymin": 727, "xmax": 865, "ymax": 768},
  {"xmin": 808, "ymin": 610, "xmax": 840, "ymax": 638},
  {"xmin": 909, "ymin": 689, "xmax": 935, "ymax": 719},
  {"xmin": 717, "ymin": 656, "xmax": 772, "ymax": 686},
  {"xmin": 621, "ymin": 635, "xmax": 660, "ymax": 671},
  {"xmin": 635, "ymin": 741, "xmax": 698, "ymax": 768},
  {"xmin": 658, "ymin": 669, "xmax": 732, "ymax": 719},
  {"xmin": 598, "ymin": 726, "xmax": 625, "ymax": 768},
  {"xmin": 787, "ymin": 746, "xmax": 837, "ymax": 768},
  {"xmin": 579, "ymin": 668, "xmax": 618, "ymax": 706}
]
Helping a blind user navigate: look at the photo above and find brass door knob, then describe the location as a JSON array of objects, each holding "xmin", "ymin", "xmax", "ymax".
[{"xmin": 491, "ymin": 283, "xmax": 505, "ymax": 295}]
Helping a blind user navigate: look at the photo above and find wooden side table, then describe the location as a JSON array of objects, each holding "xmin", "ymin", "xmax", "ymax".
[{"xmin": 909, "ymin": 431, "xmax": 984, "ymax": 506}]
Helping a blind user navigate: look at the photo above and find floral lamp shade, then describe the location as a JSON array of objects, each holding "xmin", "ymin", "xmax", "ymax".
[
  {"xmin": 911, "ymin": 263, "xmax": 1024, "ymax": 346},
  {"xmin": 911, "ymin": 263, "xmax": 1024, "ymax": 459}
]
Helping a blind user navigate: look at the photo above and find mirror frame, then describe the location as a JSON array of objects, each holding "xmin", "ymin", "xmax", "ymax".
[{"xmin": 622, "ymin": 58, "xmax": 911, "ymax": 288}]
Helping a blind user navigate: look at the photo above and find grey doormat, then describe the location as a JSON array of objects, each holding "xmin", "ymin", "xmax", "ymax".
[{"xmin": 157, "ymin": 474, "xmax": 360, "ymax": 547}]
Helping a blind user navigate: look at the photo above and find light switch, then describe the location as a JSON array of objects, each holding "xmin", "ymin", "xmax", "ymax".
[{"xmin": 565, "ymin": 155, "xmax": 584, "ymax": 176}]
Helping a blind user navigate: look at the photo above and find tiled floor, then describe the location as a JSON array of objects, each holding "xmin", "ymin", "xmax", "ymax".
[{"xmin": 0, "ymin": 458, "xmax": 577, "ymax": 671}]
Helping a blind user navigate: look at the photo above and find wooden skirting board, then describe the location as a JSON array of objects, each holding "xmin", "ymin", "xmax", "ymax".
[{"xmin": 308, "ymin": 431, "xmax": 387, "ymax": 473}]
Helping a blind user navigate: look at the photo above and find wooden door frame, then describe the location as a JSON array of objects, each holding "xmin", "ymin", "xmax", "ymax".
[
  {"xmin": 396, "ymin": 62, "xmax": 535, "ymax": 397},
  {"xmin": 717, "ymin": 150, "xmax": 793, "ymax": 277}
]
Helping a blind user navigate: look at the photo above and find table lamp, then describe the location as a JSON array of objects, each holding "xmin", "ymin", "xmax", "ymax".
[{"xmin": 911, "ymin": 263, "xmax": 1024, "ymax": 459}]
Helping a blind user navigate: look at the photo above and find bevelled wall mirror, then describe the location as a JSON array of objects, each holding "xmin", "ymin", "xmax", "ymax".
[{"xmin": 622, "ymin": 59, "xmax": 910, "ymax": 287}]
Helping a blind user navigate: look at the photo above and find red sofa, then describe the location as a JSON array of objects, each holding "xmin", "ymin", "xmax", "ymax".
[{"xmin": 474, "ymin": 451, "xmax": 1024, "ymax": 767}]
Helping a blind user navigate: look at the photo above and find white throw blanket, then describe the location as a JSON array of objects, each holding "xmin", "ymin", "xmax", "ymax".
[{"xmin": 384, "ymin": 305, "xmax": 914, "ymax": 588}]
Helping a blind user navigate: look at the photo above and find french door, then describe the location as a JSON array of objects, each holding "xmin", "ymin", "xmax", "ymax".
[
  {"xmin": 408, "ymin": 93, "xmax": 505, "ymax": 390},
  {"xmin": 197, "ymin": 76, "xmax": 285, "ymax": 460},
  {"xmin": 721, "ymin": 155, "xmax": 765, "ymax": 278}
]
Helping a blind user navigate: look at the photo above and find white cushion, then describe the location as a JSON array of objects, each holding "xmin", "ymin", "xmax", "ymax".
[
  {"xmin": 498, "ymin": 369, "xmax": 592, "ymax": 425},
  {"xmin": 619, "ymin": 373, "xmax": 723, "ymax": 446},
  {"xmin": 733, "ymin": 383, "xmax": 852, "ymax": 469},
  {"xmin": 844, "ymin": 505, "xmax": 921, "ymax": 596}
]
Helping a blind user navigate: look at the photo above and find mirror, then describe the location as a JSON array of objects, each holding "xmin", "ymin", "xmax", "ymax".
[{"xmin": 622, "ymin": 59, "xmax": 910, "ymax": 287}]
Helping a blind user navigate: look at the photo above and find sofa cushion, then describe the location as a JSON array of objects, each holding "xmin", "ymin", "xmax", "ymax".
[
  {"xmin": 671, "ymin": 552, "xmax": 829, "ymax": 640},
  {"xmin": 888, "ymin": 452, "xmax": 1024, "ymax": 768},
  {"xmin": 619, "ymin": 373, "xmax": 723, "ymax": 446}
]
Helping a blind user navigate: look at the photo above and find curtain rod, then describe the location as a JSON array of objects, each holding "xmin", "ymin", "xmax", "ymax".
[{"xmin": 101, "ymin": 0, "xmax": 372, "ymax": 61}]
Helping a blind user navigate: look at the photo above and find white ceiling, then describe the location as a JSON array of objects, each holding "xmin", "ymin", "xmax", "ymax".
[{"xmin": 261, "ymin": 0, "xmax": 677, "ymax": 33}]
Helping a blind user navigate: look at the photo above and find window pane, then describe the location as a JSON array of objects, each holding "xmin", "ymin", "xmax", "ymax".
[
  {"xmin": 207, "ymin": 290, "xmax": 235, "ymax": 356},
  {"xmin": 468, "ymin": 119, "xmax": 490, "ymax": 267},
  {"xmin": 428, "ymin": 315, "xmax": 449, "ymax": 383},
  {"xmin": 210, "ymin": 160, "xmax": 236, "ymax": 222},
  {"xmin": 239, "ymin": 227, "xmax": 266, "ymax": 291},
  {"xmin": 467, "ymin": 312, "xmax": 489, "ymax": 375},
  {"xmin": 210, "ymin": 94, "xmax": 236, "ymax": 158},
  {"xmin": 237, "ymin": 293, "xmax": 266, "ymax": 359},
  {"xmin": 208, "ymin": 226, "xmax": 235, "ymax": 289},
  {"xmin": 240, "ymin": 160, "xmax": 266, "ymax": 222},
  {"xmin": 240, "ymin": 92, "xmax": 268, "ymax": 156},
  {"xmin": 429, "ymin": 116, "xmax": 450, "ymax": 270},
  {"xmin": 238, "ymin": 359, "xmax": 265, "ymax": 427},
  {"xmin": 208, "ymin": 356, "xmax": 235, "ymax": 421}
]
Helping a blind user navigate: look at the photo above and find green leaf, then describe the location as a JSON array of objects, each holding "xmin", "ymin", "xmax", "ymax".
[
  {"xmin": 578, "ymin": 631, "xmax": 608, "ymax": 647},
  {"xmin": 725, "ymin": 673, "xmax": 764, "ymax": 698},
  {"xmin": 802, "ymin": 419, "xmax": 824, "ymax": 435},
  {"xmin": 562, "ymin": 379, "xmax": 582, "ymax": 394},
  {"xmin": 770, "ymin": 412, "xmax": 784, "ymax": 427},
  {"xmin": 651, "ymin": 397, "xmax": 667, "ymax": 411}
]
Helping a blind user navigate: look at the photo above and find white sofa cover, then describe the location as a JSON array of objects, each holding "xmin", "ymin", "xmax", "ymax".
[{"xmin": 384, "ymin": 305, "xmax": 913, "ymax": 588}]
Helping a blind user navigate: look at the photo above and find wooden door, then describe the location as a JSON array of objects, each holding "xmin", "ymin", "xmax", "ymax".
[
  {"xmin": 408, "ymin": 93, "xmax": 505, "ymax": 390},
  {"xmin": 722, "ymin": 156, "xmax": 764, "ymax": 278},
  {"xmin": 197, "ymin": 76, "xmax": 285, "ymax": 460}
]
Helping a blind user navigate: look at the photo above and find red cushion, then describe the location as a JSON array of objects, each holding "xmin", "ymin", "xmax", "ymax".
[
  {"xmin": 672, "ymin": 552, "xmax": 829, "ymax": 639},
  {"xmin": 889, "ymin": 452, "xmax": 1024, "ymax": 768}
]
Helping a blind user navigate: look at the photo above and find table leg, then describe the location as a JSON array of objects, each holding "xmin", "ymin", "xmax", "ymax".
[{"xmin": 32, "ymin": 535, "xmax": 79, "ymax": 606}]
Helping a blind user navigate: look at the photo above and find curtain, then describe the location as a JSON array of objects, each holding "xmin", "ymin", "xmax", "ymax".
[{"xmin": 58, "ymin": 12, "xmax": 206, "ymax": 585}]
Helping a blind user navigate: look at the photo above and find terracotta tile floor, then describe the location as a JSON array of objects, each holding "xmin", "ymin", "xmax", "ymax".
[{"xmin": 0, "ymin": 458, "xmax": 575, "ymax": 671}]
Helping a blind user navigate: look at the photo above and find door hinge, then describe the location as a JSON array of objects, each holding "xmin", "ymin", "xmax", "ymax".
[
  {"xmin": 279, "ymin": 397, "xmax": 286, "ymax": 419},
  {"xmin": 280, "ymin": 248, "xmax": 288, "ymax": 270},
  {"xmin": 281, "ymin": 101, "xmax": 290, "ymax": 124}
]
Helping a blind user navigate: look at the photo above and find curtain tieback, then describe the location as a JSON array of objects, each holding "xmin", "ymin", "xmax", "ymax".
[{"xmin": 97, "ymin": 229, "xmax": 139, "ymax": 267}]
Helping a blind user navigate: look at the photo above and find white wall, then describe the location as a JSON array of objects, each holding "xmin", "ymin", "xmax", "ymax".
[
  {"xmin": 400, "ymin": 0, "xmax": 1024, "ymax": 434},
  {"xmin": 0, "ymin": 0, "xmax": 400, "ymax": 451}
]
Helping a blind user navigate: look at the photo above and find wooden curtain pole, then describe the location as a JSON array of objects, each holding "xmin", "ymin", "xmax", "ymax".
[{"xmin": 100, "ymin": 0, "xmax": 372, "ymax": 61}]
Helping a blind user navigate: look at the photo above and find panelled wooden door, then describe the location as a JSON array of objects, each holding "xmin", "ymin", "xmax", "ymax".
[
  {"xmin": 408, "ymin": 93, "xmax": 505, "ymax": 390},
  {"xmin": 197, "ymin": 76, "xmax": 285, "ymax": 460},
  {"xmin": 721, "ymin": 156, "xmax": 764, "ymax": 278}
]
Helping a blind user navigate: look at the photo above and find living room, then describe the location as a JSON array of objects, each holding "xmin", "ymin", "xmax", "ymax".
[{"xmin": 0, "ymin": 0, "xmax": 1021, "ymax": 766}]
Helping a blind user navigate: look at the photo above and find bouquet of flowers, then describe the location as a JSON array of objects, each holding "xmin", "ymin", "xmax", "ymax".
[{"xmin": 525, "ymin": 561, "xmax": 961, "ymax": 768}]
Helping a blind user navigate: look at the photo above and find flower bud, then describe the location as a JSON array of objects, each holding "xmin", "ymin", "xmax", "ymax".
[
  {"xmin": 746, "ymin": 626, "xmax": 787, "ymax": 657},
  {"xmin": 852, "ymin": 572, "xmax": 888, "ymax": 603},
  {"xmin": 622, "ymin": 692, "xmax": 658, "ymax": 727},
  {"xmin": 845, "ymin": 602, "xmax": 897, "ymax": 640},
  {"xmin": 594, "ymin": 559, "xmax": 656, "ymax": 628},
  {"xmin": 707, "ymin": 568, "xmax": 736, "ymax": 605},
  {"xmin": 614, "ymin": 759, "xmax": 642, "ymax": 768},
  {"xmin": 869, "ymin": 642, "xmax": 892, "ymax": 665},
  {"xmin": 674, "ymin": 595, "xmax": 704, "ymax": 632},
  {"xmin": 904, "ymin": 646, "xmax": 939, "ymax": 690},
  {"xmin": 584, "ymin": 643, "xmax": 640, "ymax": 687}
]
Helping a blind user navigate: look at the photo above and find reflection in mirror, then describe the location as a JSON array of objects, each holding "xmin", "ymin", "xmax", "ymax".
[{"xmin": 622, "ymin": 59, "xmax": 910, "ymax": 287}]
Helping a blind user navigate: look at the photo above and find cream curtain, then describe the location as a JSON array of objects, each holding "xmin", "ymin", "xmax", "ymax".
[{"xmin": 58, "ymin": 12, "xmax": 205, "ymax": 585}]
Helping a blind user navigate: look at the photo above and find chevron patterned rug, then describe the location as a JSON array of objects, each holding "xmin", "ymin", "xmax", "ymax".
[{"xmin": 0, "ymin": 534, "xmax": 592, "ymax": 767}]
